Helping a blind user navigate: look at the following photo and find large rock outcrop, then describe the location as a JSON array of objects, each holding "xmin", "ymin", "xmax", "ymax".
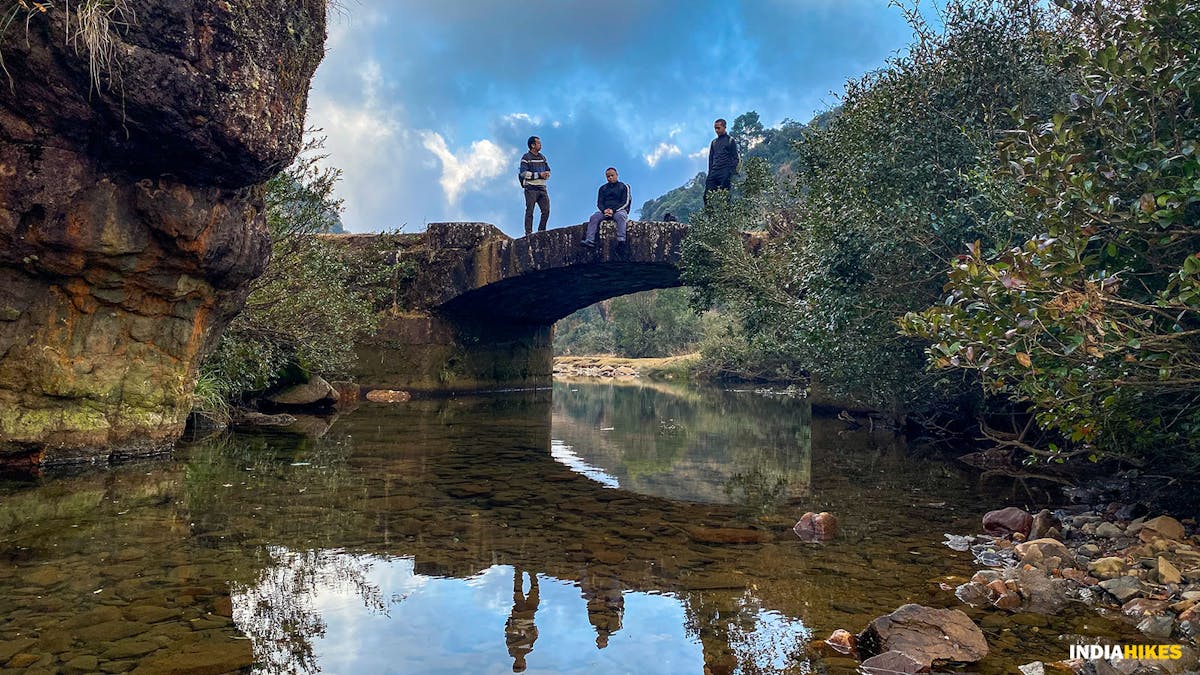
[{"xmin": 0, "ymin": 1, "xmax": 326, "ymax": 468}]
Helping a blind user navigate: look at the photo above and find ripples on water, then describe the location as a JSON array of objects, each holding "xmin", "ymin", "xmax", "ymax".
[{"xmin": 0, "ymin": 381, "xmax": 1144, "ymax": 673}]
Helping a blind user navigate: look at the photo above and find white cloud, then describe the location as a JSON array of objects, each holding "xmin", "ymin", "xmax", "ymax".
[
  {"xmin": 643, "ymin": 142, "xmax": 681, "ymax": 168},
  {"xmin": 306, "ymin": 59, "xmax": 408, "ymax": 231},
  {"xmin": 688, "ymin": 146, "xmax": 709, "ymax": 160},
  {"xmin": 502, "ymin": 112, "xmax": 541, "ymax": 125},
  {"xmin": 419, "ymin": 132, "xmax": 513, "ymax": 205}
]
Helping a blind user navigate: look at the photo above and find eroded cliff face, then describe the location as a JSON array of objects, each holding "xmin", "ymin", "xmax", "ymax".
[{"xmin": 0, "ymin": 1, "xmax": 326, "ymax": 467}]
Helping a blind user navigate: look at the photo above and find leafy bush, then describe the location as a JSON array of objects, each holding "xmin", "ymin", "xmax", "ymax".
[
  {"xmin": 200, "ymin": 137, "xmax": 387, "ymax": 399},
  {"xmin": 902, "ymin": 0, "xmax": 1200, "ymax": 464},
  {"xmin": 683, "ymin": 0, "xmax": 1074, "ymax": 419}
]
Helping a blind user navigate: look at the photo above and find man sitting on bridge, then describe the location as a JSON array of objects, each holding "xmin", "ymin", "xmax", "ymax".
[{"xmin": 581, "ymin": 167, "xmax": 631, "ymax": 248}]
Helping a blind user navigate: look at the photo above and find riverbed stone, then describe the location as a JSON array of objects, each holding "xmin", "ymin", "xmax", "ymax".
[
  {"xmin": 1139, "ymin": 516, "xmax": 1186, "ymax": 543},
  {"xmin": 1089, "ymin": 557, "xmax": 1129, "ymax": 579},
  {"xmin": 266, "ymin": 376, "xmax": 338, "ymax": 407},
  {"xmin": 856, "ymin": 604, "xmax": 988, "ymax": 667},
  {"xmin": 1095, "ymin": 522, "xmax": 1124, "ymax": 538},
  {"xmin": 1122, "ymin": 597, "xmax": 1170, "ymax": 618},
  {"xmin": 1029, "ymin": 510, "xmax": 1060, "ymax": 541},
  {"xmin": 860, "ymin": 651, "xmax": 928, "ymax": 674},
  {"xmin": 1015, "ymin": 538, "xmax": 1073, "ymax": 564},
  {"xmin": 1098, "ymin": 576, "xmax": 1144, "ymax": 603},
  {"xmin": 983, "ymin": 507, "xmax": 1033, "ymax": 537},
  {"xmin": 1136, "ymin": 615, "xmax": 1175, "ymax": 639},
  {"xmin": 792, "ymin": 512, "xmax": 838, "ymax": 542},
  {"xmin": 1157, "ymin": 556, "xmax": 1183, "ymax": 584},
  {"xmin": 824, "ymin": 629, "xmax": 856, "ymax": 655},
  {"xmin": 954, "ymin": 581, "xmax": 991, "ymax": 607},
  {"xmin": 1015, "ymin": 568, "xmax": 1069, "ymax": 614},
  {"xmin": 128, "ymin": 639, "xmax": 255, "ymax": 675}
]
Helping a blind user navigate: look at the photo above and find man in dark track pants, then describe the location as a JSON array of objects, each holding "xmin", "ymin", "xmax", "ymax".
[
  {"xmin": 581, "ymin": 167, "xmax": 631, "ymax": 247},
  {"xmin": 519, "ymin": 135, "xmax": 551, "ymax": 235},
  {"xmin": 704, "ymin": 118, "xmax": 739, "ymax": 207}
]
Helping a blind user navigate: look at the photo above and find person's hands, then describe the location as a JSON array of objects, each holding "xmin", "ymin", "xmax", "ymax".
[
  {"xmin": 604, "ymin": 208, "xmax": 613, "ymax": 216},
  {"xmin": 540, "ymin": 171, "xmax": 550, "ymax": 179}
]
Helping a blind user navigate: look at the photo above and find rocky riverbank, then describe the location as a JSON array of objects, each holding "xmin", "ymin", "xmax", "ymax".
[
  {"xmin": 552, "ymin": 354, "xmax": 697, "ymax": 380},
  {"xmin": 944, "ymin": 503, "xmax": 1199, "ymax": 673}
]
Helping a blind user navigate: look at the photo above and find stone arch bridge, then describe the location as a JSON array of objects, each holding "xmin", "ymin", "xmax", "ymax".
[{"xmin": 340, "ymin": 220, "xmax": 691, "ymax": 392}]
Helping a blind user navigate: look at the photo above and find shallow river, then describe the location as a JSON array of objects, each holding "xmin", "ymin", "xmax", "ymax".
[{"xmin": 0, "ymin": 380, "xmax": 1143, "ymax": 674}]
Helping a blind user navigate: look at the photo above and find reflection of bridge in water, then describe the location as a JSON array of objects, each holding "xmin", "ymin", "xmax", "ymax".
[
  {"xmin": 0, "ymin": 382, "xmax": 1133, "ymax": 674},
  {"xmin": 215, "ymin": 384, "xmax": 992, "ymax": 673}
]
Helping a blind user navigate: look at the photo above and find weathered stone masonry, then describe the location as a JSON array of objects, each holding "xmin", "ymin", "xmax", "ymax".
[{"xmin": 347, "ymin": 221, "xmax": 690, "ymax": 393}]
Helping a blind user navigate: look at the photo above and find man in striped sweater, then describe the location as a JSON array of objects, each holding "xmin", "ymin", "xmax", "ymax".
[{"xmin": 519, "ymin": 136, "xmax": 551, "ymax": 236}]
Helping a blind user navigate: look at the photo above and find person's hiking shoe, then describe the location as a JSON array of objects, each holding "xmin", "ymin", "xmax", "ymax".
[{"xmin": 580, "ymin": 239, "xmax": 596, "ymax": 248}]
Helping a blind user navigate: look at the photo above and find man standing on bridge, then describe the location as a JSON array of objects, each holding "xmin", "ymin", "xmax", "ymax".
[
  {"xmin": 581, "ymin": 167, "xmax": 631, "ymax": 248},
  {"xmin": 704, "ymin": 118, "xmax": 739, "ymax": 207},
  {"xmin": 519, "ymin": 136, "xmax": 551, "ymax": 236}
]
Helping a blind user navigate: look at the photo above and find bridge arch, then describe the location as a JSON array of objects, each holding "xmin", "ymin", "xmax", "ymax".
[{"xmin": 350, "ymin": 221, "xmax": 690, "ymax": 392}]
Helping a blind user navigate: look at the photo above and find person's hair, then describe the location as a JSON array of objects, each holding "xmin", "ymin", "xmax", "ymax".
[
  {"xmin": 527, "ymin": 136, "xmax": 540, "ymax": 149},
  {"xmin": 714, "ymin": 118, "xmax": 727, "ymax": 126},
  {"xmin": 605, "ymin": 167, "xmax": 617, "ymax": 174}
]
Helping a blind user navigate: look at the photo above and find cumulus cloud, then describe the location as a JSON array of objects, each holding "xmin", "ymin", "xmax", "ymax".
[
  {"xmin": 643, "ymin": 142, "xmax": 682, "ymax": 168},
  {"xmin": 499, "ymin": 111, "xmax": 542, "ymax": 124},
  {"xmin": 306, "ymin": 58, "xmax": 408, "ymax": 231},
  {"xmin": 420, "ymin": 132, "xmax": 513, "ymax": 205},
  {"xmin": 688, "ymin": 147, "xmax": 709, "ymax": 160}
]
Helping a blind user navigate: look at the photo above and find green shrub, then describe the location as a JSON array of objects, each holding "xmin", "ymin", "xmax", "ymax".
[
  {"xmin": 682, "ymin": 0, "xmax": 1074, "ymax": 420},
  {"xmin": 200, "ymin": 137, "xmax": 388, "ymax": 400},
  {"xmin": 902, "ymin": 0, "xmax": 1200, "ymax": 465}
]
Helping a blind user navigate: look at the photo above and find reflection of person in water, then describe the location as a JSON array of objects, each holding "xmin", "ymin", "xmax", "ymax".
[
  {"xmin": 505, "ymin": 567, "xmax": 540, "ymax": 672},
  {"xmin": 580, "ymin": 568, "xmax": 625, "ymax": 649}
]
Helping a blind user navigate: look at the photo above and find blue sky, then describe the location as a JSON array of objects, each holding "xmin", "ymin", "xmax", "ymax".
[{"xmin": 307, "ymin": 1, "xmax": 917, "ymax": 237}]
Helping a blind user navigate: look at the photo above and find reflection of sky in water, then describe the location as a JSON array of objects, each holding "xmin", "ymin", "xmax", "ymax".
[
  {"xmin": 234, "ymin": 551, "xmax": 808, "ymax": 674},
  {"xmin": 550, "ymin": 439, "xmax": 621, "ymax": 489}
]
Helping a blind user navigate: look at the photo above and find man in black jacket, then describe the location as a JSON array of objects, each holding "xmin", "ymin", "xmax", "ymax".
[
  {"xmin": 704, "ymin": 118, "xmax": 739, "ymax": 206},
  {"xmin": 582, "ymin": 167, "xmax": 631, "ymax": 247},
  {"xmin": 519, "ymin": 136, "xmax": 551, "ymax": 235}
]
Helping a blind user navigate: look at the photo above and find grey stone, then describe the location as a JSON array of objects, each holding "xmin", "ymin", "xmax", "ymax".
[{"xmin": 1099, "ymin": 576, "xmax": 1144, "ymax": 602}]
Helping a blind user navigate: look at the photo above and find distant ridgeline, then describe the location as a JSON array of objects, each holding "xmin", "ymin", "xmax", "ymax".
[{"xmin": 639, "ymin": 109, "xmax": 838, "ymax": 223}]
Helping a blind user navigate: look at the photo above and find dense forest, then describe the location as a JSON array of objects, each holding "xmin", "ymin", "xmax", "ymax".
[{"xmin": 677, "ymin": 0, "xmax": 1199, "ymax": 468}]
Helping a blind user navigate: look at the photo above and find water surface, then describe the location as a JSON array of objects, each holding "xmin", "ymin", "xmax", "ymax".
[{"xmin": 0, "ymin": 381, "xmax": 1142, "ymax": 673}]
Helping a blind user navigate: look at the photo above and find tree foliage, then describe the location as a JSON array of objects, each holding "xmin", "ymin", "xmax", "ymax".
[
  {"xmin": 201, "ymin": 137, "xmax": 385, "ymax": 399},
  {"xmin": 554, "ymin": 289, "xmax": 706, "ymax": 358},
  {"xmin": 683, "ymin": 0, "xmax": 1074, "ymax": 418},
  {"xmin": 902, "ymin": 0, "xmax": 1200, "ymax": 463}
]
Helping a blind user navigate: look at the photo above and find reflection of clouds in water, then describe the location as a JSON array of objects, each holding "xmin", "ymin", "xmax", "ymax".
[
  {"xmin": 550, "ymin": 439, "xmax": 621, "ymax": 489},
  {"xmin": 239, "ymin": 554, "xmax": 801, "ymax": 674},
  {"xmin": 728, "ymin": 604, "xmax": 811, "ymax": 674}
]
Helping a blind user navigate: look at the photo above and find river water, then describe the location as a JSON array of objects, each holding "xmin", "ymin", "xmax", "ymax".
[{"xmin": 0, "ymin": 380, "xmax": 1143, "ymax": 674}]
